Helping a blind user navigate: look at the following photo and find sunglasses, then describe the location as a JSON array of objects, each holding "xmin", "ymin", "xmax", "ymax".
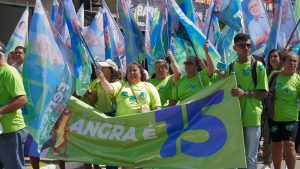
[
  {"xmin": 287, "ymin": 59, "xmax": 298, "ymax": 63},
  {"xmin": 184, "ymin": 61, "xmax": 195, "ymax": 65},
  {"xmin": 235, "ymin": 43, "xmax": 252, "ymax": 49}
]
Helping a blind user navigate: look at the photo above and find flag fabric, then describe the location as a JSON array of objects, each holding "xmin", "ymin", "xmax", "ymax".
[
  {"xmin": 294, "ymin": 0, "xmax": 300, "ymax": 33},
  {"xmin": 213, "ymin": 0, "xmax": 244, "ymax": 33},
  {"xmin": 102, "ymin": 0, "xmax": 126, "ymax": 68},
  {"xmin": 77, "ymin": 4, "xmax": 85, "ymax": 27},
  {"xmin": 118, "ymin": 0, "xmax": 147, "ymax": 65},
  {"xmin": 5, "ymin": 7, "xmax": 29, "ymax": 59},
  {"xmin": 203, "ymin": 1, "xmax": 215, "ymax": 44},
  {"xmin": 263, "ymin": 0, "xmax": 283, "ymax": 59},
  {"xmin": 216, "ymin": 25, "xmax": 238, "ymax": 68},
  {"xmin": 176, "ymin": 0, "xmax": 196, "ymax": 23},
  {"xmin": 241, "ymin": 0, "xmax": 271, "ymax": 57},
  {"xmin": 51, "ymin": 0, "xmax": 64, "ymax": 33},
  {"xmin": 82, "ymin": 8, "xmax": 105, "ymax": 62},
  {"xmin": 168, "ymin": 0, "xmax": 221, "ymax": 65},
  {"xmin": 279, "ymin": 0, "xmax": 300, "ymax": 48},
  {"xmin": 63, "ymin": 0, "xmax": 92, "ymax": 96},
  {"xmin": 22, "ymin": 0, "xmax": 74, "ymax": 148},
  {"xmin": 41, "ymin": 75, "xmax": 246, "ymax": 169}
]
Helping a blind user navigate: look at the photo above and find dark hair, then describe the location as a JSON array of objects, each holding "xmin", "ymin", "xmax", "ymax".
[
  {"xmin": 266, "ymin": 49, "xmax": 283, "ymax": 75},
  {"xmin": 234, "ymin": 33, "xmax": 251, "ymax": 44},
  {"xmin": 125, "ymin": 63, "xmax": 146, "ymax": 82},
  {"xmin": 15, "ymin": 46, "xmax": 26, "ymax": 53}
]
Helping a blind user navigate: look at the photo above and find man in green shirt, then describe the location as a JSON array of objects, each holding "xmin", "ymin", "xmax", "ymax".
[
  {"xmin": 229, "ymin": 33, "xmax": 268, "ymax": 169},
  {"xmin": 0, "ymin": 41, "xmax": 28, "ymax": 169}
]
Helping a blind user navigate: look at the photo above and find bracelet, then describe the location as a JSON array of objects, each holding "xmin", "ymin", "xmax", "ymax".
[{"xmin": 244, "ymin": 91, "xmax": 249, "ymax": 96}]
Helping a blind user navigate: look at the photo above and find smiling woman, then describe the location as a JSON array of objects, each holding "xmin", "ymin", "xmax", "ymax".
[{"xmin": 97, "ymin": 62, "xmax": 161, "ymax": 117}]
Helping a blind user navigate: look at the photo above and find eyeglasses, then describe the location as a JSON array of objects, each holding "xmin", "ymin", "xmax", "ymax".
[
  {"xmin": 287, "ymin": 59, "xmax": 298, "ymax": 63},
  {"xmin": 184, "ymin": 61, "xmax": 195, "ymax": 65},
  {"xmin": 235, "ymin": 43, "xmax": 252, "ymax": 49}
]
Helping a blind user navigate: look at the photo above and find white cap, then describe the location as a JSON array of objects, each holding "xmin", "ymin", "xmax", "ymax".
[{"xmin": 97, "ymin": 59, "xmax": 118, "ymax": 72}]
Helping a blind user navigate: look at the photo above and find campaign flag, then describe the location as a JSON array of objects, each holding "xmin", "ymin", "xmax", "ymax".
[
  {"xmin": 102, "ymin": 0, "xmax": 126, "ymax": 68},
  {"xmin": 241, "ymin": 0, "xmax": 271, "ymax": 57},
  {"xmin": 77, "ymin": 3, "xmax": 84, "ymax": 27},
  {"xmin": 213, "ymin": 0, "xmax": 244, "ymax": 33},
  {"xmin": 82, "ymin": 8, "xmax": 105, "ymax": 62},
  {"xmin": 5, "ymin": 6, "xmax": 29, "ymax": 59},
  {"xmin": 145, "ymin": 2, "xmax": 153, "ymax": 74},
  {"xmin": 216, "ymin": 25, "xmax": 238, "ymax": 68},
  {"xmin": 176, "ymin": 0, "xmax": 196, "ymax": 23},
  {"xmin": 168, "ymin": 0, "xmax": 221, "ymax": 65},
  {"xmin": 294, "ymin": 0, "xmax": 300, "ymax": 35},
  {"xmin": 22, "ymin": 0, "xmax": 74, "ymax": 148},
  {"xmin": 279, "ymin": 0, "xmax": 300, "ymax": 48},
  {"xmin": 263, "ymin": 0, "xmax": 283, "ymax": 59},
  {"xmin": 203, "ymin": 1, "xmax": 216, "ymax": 44},
  {"xmin": 41, "ymin": 75, "xmax": 246, "ymax": 169},
  {"xmin": 51, "ymin": 0, "xmax": 64, "ymax": 33},
  {"xmin": 195, "ymin": 12, "xmax": 204, "ymax": 33},
  {"xmin": 64, "ymin": 0, "xmax": 92, "ymax": 96},
  {"xmin": 118, "ymin": 0, "xmax": 147, "ymax": 65}
]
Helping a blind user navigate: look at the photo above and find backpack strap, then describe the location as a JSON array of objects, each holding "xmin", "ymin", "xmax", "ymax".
[
  {"xmin": 251, "ymin": 58, "xmax": 258, "ymax": 87},
  {"xmin": 268, "ymin": 72, "xmax": 280, "ymax": 119}
]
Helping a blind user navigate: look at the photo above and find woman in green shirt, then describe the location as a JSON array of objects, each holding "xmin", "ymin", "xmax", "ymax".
[
  {"xmin": 168, "ymin": 41, "xmax": 215, "ymax": 106},
  {"xmin": 271, "ymin": 51, "xmax": 300, "ymax": 169}
]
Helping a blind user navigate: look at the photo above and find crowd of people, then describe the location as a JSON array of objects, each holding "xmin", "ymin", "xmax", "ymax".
[{"xmin": 0, "ymin": 32, "xmax": 300, "ymax": 169}]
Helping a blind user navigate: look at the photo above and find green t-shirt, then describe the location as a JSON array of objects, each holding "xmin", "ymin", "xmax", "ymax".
[
  {"xmin": 273, "ymin": 73, "xmax": 300, "ymax": 122},
  {"xmin": 149, "ymin": 75, "xmax": 173, "ymax": 108},
  {"xmin": 0, "ymin": 64, "xmax": 26, "ymax": 133},
  {"xmin": 231, "ymin": 60, "xmax": 268, "ymax": 127},
  {"xmin": 111, "ymin": 81, "xmax": 161, "ymax": 116},
  {"xmin": 172, "ymin": 70, "xmax": 211, "ymax": 102},
  {"xmin": 88, "ymin": 79, "xmax": 114, "ymax": 113}
]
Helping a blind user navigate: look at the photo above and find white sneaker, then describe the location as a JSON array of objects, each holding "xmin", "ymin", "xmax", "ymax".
[{"xmin": 261, "ymin": 165, "xmax": 271, "ymax": 169}]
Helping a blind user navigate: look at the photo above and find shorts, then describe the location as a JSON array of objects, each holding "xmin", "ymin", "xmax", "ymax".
[{"xmin": 271, "ymin": 121, "xmax": 298, "ymax": 142}]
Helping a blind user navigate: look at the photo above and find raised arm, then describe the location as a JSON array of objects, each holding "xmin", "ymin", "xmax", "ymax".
[
  {"xmin": 167, "ymin": 49, "xmax": 181, "ymax": 83},
  {"xmin": 204, "ymin": 41, "xmax": 215, "ymax": 78},
  {"xmin": 97, "ymin": 71, "xmax": 115, "ymax": 95}
]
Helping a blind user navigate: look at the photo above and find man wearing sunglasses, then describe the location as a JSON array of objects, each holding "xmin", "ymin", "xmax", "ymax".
[{"xmin": 229, "ymin": 33, "xmax": 268, "ymax": 169}]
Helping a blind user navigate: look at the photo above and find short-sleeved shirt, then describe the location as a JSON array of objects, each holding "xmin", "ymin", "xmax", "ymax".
[
  {"xmin": 149, "ymin": 75, "xmax": 174, "ymax": 108},
  {"xmin": 0, "ymin": 63, "xmax": 26, "ymax": 133},
  {"xmin": 273, "ymin": 73, "xmax": 300, "ymax": 122},
  {"xmin": 229, "ymin": 60, "xmax": 268, "ymax": 127},
  {"xmin": 88, "ymin": 79, "xmax": 114, "ymax": 113},
  {"xmin": 111, "ymin": 81, "xmax": 161, "ymax": 116},
  {"xmin": 172, "ymin": 69, "xmax": 211, "ymax": 102}
]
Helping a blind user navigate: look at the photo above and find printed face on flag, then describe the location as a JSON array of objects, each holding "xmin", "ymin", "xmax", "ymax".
[{"xmin": 242, "ymin": 0, "xmax": 271, "ymax": 52}]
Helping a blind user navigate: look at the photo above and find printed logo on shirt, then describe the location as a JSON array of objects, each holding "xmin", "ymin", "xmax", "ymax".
[
  {"xmin": 283, "ymin": 87, "xmax": 292, "ymax": 94},
  {"xmin": 139, "ymin": 91, "xmax": 147, "ymax": 100},
  {"xmin": 121, "ymin": 91, "xmax": 128, "ymax": 98},
  {"xmin": 257, "ymin": 64, "xmax": 265, "ymax": 72},
  {"xmin": 159, "ymin": 85, "xmax": 166, "ymax": 91},
  {"xmin": 129, "ymin": 96, "xmax": 136, "ymax": 102},
  {"xmin": 275, "ymin": 83, "xmax": 282, "ymax": 89},
  {"xmin": 191, "ymin": 84, "xmax": 196, "ymax": 90},
  {"xmin": 242, "ymin": 68, "xmax": 251, "ymax": 77}
]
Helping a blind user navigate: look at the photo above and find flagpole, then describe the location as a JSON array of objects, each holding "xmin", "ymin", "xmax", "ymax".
[
  {"xmin": 205, "ymin": 0, "xmax": 214, "ymax": 42},
  {"xmin": 285, "ymin": 19, "xmax": 300, "ymax": 48},
  {"xmin": 79, "ymin": 33, "xmax": 100, "ymax": 71}
]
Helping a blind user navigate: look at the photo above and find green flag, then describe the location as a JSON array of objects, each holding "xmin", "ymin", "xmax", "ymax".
[{"xmin": 42, "ymin": 76, "xmax": 246, "ymax": 169}]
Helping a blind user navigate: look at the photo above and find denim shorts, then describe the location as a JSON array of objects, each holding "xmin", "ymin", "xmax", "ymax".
[{"xmin": 0, "ymin": 128, "xmax": 28, "ymax": 169}]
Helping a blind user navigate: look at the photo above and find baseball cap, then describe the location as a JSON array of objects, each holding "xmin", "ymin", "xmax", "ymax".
[
  {"xmin": 0, "ymin": 41, "xmax": 6, "ymax": 54},
  {"xmin": 97, "ymin": 59, "xmax": 118, "ymax": 72}
]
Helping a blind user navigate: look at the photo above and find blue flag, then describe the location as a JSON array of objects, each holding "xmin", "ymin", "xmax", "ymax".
[
  {"xmin": 118, "ymin": 0, "xmax": 146, "ymax": 65},
  {"xmin": 263, "ymin": 0, "xmax": 283, "ymax": 59},
  {"xmin": 82, "ymin": 9, "xmax": 105, "ymax": 62},
  {"xmin": 213, "ymin": 0, "xmax": 244, "ymax": 33},
  {"xmin": 168, "ymin": 0, "xmax": 221, "ymax": 65},
  {"xmin": 22, "ymin": 0, "xmax": 74, "ymax": 148},
  {"xmin": 64, "ymin": 0, "xmax": 92, "ymax": 96}
]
